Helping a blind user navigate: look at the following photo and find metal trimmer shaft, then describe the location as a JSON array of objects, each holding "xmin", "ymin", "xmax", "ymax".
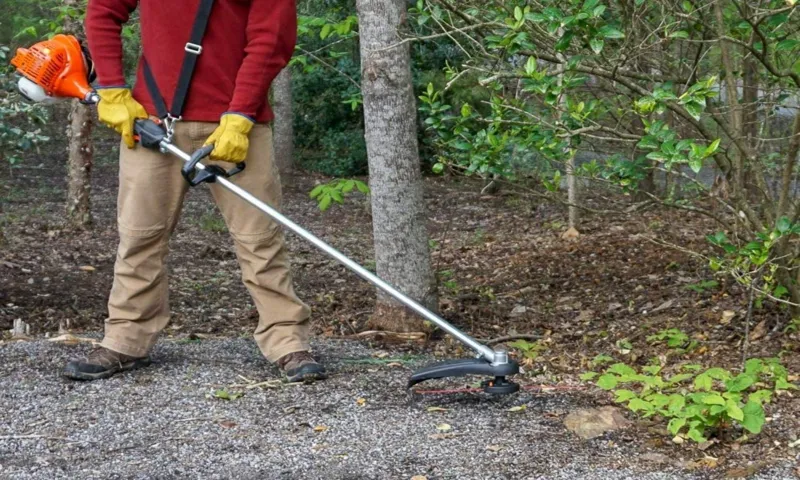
[{"xmin": 158, "ymin": 141, "xmax": 501, "ymax": 364}]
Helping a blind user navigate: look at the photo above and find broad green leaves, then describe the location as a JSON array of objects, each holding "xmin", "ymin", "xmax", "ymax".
[{"xmin": 581, "ymin": 357, "xmax": 796, "ymax": 443}]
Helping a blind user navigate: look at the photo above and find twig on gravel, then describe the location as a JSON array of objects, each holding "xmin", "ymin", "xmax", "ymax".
[
  {"xmin": 0, "ymin": 434, "xmax": 92, "ymax": 444},
  {"xmin": 484, "ymin": 334, "xmax": 542, "ymax": 345}
]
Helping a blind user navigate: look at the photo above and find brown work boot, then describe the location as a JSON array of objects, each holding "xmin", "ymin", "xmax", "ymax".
[
  {"xmin": 277, "ymin": 351, "xmax": 327, "ymax": 383},
  {"xmin": 63, "ymin": 346, "xmax": 151, "ymax": 381}
]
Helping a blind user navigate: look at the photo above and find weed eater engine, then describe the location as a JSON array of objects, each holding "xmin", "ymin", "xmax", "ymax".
[{"xmin": 10, "ymin": 35, "xmax": 521, "ymax": 395}]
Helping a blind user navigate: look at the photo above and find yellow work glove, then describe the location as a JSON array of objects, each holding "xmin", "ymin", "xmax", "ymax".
[
  {"xmin": 204, "ymin": 113, "xmax": 254, "ymax": 164},
  {"xmin": 96, "ymin": 88, "xmax": 148, "ymax": 149}
]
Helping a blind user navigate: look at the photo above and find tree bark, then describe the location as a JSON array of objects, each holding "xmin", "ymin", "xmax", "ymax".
[
  {"xmin": 356, "ymin": 0, "xmax": 438, "ymax": 332},
  {"xmin": 64, "ymin": 0, "xmax": 94, "ymax": 229},
  {"xmin": 272, "ymin": 66, "xmax": 294, "ymax": 185}
]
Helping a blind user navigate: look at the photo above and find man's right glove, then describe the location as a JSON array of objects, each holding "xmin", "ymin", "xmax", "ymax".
[{"xmin": 96, "ymin": 87, "xmax": 148, "ymax": 148}]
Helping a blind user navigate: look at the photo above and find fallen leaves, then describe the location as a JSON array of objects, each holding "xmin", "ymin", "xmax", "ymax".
[
  {"xmin": 507, "ymin": 405, "xmax": 527, "ymax": 413},
  {"xmin": 750, "ymin": 320, "xmax": 768, "ymax": 341},
  {"xmin": 410, "ymin": 476, "xmax": 428, "ymax": 480},
  {"xmin": 209, "ymin": 389, "xmax": 243, "ymax": 401},
  {"xmin": 356, "ymin": 397, "xmax": 366, "ymax": 407},
  {"xmin": 561, "ymin": 227, "xmax": 580, "ymax": 241},
  {"xmin": 313, "ymin": 425, "xmax": 328, "ymax": 433},
  {"xmin": 218, "ymin": 420, "xmax": 237, "ymax": 429},
  {"xmin": 486, "ymin": 445, "xmax": 503, "ymax": 452},
  {"xmin": 426, "ymin": 407, "xmax": 448, "ymax": 413},
  {"xmin": 721, "ymin": 310, "xmax": 736, "ymax": 325},
  {"xmin": 436, "ymin": 423, "xmax": 452, "ymax": 432},
  {"xmin": 78, "ymin": 265, "xmax": 96, "ymax": 272}
]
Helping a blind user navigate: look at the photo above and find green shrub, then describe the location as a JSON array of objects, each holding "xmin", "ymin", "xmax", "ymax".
[{"xmin": 581, "ymin": 358, "xmax": 797, "ymax": 443}]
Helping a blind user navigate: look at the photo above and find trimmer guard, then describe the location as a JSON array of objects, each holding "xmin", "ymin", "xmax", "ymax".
[{"xmin": 408, "ymin": 358, "xmax": 521, "ymax": 394}]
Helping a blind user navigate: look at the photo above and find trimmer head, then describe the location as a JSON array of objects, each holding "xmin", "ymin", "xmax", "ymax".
[{"xmin": 408, "ymin": 357, "xmax": 520, "ymax": 394}]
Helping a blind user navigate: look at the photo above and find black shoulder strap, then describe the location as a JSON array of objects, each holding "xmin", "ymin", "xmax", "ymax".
[{"xmin": 142, "ymin": 0, "xmax": 216, "ymax": 120}]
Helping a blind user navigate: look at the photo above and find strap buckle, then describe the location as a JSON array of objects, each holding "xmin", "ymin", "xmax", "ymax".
[
  {"xmin": 164, "ymin": 114, "xmax": 182, "ymax": 142},
  {"xmin": 185, "ymin": 42, "xmax": 203, "ymax": 55}
]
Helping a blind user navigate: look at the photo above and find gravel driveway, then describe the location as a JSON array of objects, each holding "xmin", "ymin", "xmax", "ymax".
[{"xmin": 0, "ymin": 337, "xmax": 796, "ymax": 480}]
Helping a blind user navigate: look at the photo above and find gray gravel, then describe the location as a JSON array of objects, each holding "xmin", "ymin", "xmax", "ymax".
[{"xmin": 0, "ymin": 337, "xmax": 796, "ymax": 480}]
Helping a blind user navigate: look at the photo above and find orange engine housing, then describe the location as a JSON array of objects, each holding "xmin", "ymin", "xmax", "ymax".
[{"xmin": 11, "ymin": 34, "xmax": 94, "ymax": 101}]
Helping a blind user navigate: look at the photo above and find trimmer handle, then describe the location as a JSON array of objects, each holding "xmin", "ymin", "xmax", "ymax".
[
  {"xmin": 181, "ymin": 144, "xmax": 246, "ymax": 187},
  {"xmin": 133, "ymin": 119, "xmax": 167, "ymax": 149}
]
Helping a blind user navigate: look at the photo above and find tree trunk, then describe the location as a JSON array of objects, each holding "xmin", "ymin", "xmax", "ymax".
[
  {"xmin": 272, "ymin": 66, "xmax": 294, "ymax": 185},
  {"xmin": 556, "ymin": 37, "xmax": 579, "ymax": 228},
  {"xmin": 66, "ymin": 100, "xmax": 94, "ymax": 228},
  {"xmin": 64, "ymin": 0, "xmax": 94, "ymax": 229},
  {"xmin": 356, "ymin": 0, "xmax": 437, "ymax": 332}
]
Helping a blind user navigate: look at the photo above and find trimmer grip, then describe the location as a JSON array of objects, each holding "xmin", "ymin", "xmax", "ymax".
[
  {"xmin": 133, "ymin": 119, "xmax": 167, "ymax": 149},
  {"xmin": 181, "ymin": 145, "xmax": 246, "ymax": 187}
]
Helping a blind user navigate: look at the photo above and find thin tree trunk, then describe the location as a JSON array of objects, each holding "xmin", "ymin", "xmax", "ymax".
[
  {"xmin": 556, "ymin": 34, "xmax": 579, "ymax": 228},
  {"xmin": 272, "ymin": 67, "xmax": 294, "ymax": 185},
  {"xmin": 714, "ymin": 1, "xmax": 743, "ymax": 195},
  {"xmin": 356, "ymin": 0, "xmax": 438, "ymax": 332},
  {"xmin": 64, "ymin": 0, "xmax": 93, "ymax": 228}
]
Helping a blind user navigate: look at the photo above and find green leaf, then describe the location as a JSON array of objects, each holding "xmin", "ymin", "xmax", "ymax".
[
  {"xmin": 309, "ymin": 185, "xmax": 325, "ymax": 199},
  {"xmin": 741, "ymin": 401, "xmax": 765, "ymax": 434},
  {"xmin": 687, "ymin": 428, "xmax": 707, "ymax": 443},
  {"xmin": 669, "ymin": 30, "xmax": 689, "ymax": 39},
  {"xmin": 744, "ymin": 359, "xmax": 764, "ymax": 376},
  {"xmin": 525, "ymin": 56, "xmax": 537, "ymax": 75},
  {"xmin": 749, "ymin": 389, "xmax": 773, "ymax": 405},
  {"xmin": 628, "ymin": 398, "xmax": 651, "ymax": 412},
  {"xmin": 320, "ymin": 24, "xmax": 332, "ymax": 40},
  {"xmin": 668, "ymin": 373, "xmax": 693, "ymax": 384},
  {"xmin": 599, "ymin": 25, "xmax": 625, "ymax": 39},
  {"xmin": 701, "ymin": 393, "xmax": 726, "ymax": 405},
  {"xmin": 514, "ymin": 6, "xmax": 523, "ymax": 21},
  {"xmin": 597, "ymin": 374, "xmax": 619, "ymax": 390},
  {"xmin": 694, "ymin": 374, "xmax": 712, "ymax": 391},
  {"xmin": 342, "ymin": 180, "xmax": 355, "ymax": 194},
  {"xmin": 726, "ymin": 400, "xmax": 744, "ymax": 421},
  {"xmin": 432, "ymin": 163, "xmax": 445, "ymax": 174},
  {"xmin": 319, "ymin": 194, "xmax": 332, "ymax": 212},
  {"xmin": 688, "ymin": 156, "xmax": 703, "ymax": 174},
  {"xmin": 607, "ymin": 363, "xmax": 637, "ymax": 376},
  {"xmin": 776, "ymin": 217, "xmax": 791, "ymax": 234},
  {"xmin": 725, "ymin": 374, "xmax": 756, "ymax": 393},
  {"xmin": 355, "ymin": 180, "xmax": 370, "ymax": 194},
  {"xmin": 590, "ymin": 38, "xmax": 604, "ymax": 54},
  {"xmin": 642, "ymin": 365, "xmax": 662, "ymax": 375},
  {"xmin": 682, "ymin": 0, "xmax": 693, "ymax": 12},
  {"xmin": 615, "ymin": 389, "xmax": 638, "ymax": 403},
  {"xmin": 777, "ymin": 39, "xmax": 800, "ymax": 51},
  {"xmin": 705, "ymin": 138, "xmax": 721, "ymax": 156},
  {"xmin": 646, "ymin": 151, "xmax": 670, "ymax": 162},
  {"xmin": 668, "ymin": 417, "xmax": 687, "ymax": 435},
  {"xmin": 580, "ymin": 371, "xmax": 598, "ymax": 381}
]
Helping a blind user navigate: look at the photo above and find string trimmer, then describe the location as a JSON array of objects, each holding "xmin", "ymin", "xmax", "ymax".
[{"xmin": 9, "ymin": 35, "xmax": 520, "ymax": 394}]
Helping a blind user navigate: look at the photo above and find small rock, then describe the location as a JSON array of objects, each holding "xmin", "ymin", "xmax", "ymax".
[
  {"xmin": 563, "ymin": 406, "xmax": 630, "ymax": 440},
  {"xmin": 575, "ymin": 310, "xmax": 594, "ymax": 323},
  {"xmin": 610, "ymin": 225, "xmax": 625, "ymax": 232},
  {"xmin": 509, "ymin": 305, "xmax": 527, "ymax": 318}
]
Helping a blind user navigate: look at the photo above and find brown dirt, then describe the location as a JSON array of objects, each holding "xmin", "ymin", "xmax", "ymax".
[{"xmin": 1, "ymin": 118, "xmax": 799, "ymax": 476}]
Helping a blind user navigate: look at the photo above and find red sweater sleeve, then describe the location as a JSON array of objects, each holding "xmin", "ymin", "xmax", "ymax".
[
  {"xmin": 84, "ymin": 0, "xmax": 139, "ymax": 87},
  {"xmin": 227, "ymin": 0, "xmax": 297, "ymax": 119}
]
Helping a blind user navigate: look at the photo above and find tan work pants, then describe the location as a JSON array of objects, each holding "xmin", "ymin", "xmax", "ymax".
[{"xmin": 100, "ymin": 121, "xmax": 311, "ymax": 363}]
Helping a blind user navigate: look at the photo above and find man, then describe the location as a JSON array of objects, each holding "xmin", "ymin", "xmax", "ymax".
[{"xmin": 63, "ymin": 0, "xmax": 326, "ymax": 383}]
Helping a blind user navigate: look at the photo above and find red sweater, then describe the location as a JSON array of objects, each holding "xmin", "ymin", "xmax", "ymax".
[{"xmin": 85, "ymin": 0, "xmax": 297, "ymax": 123}]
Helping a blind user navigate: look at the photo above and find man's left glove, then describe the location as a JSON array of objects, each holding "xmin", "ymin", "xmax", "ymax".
[{"xmin": 204, "ymin": 113, "xmax": 254, "ymax": 164}]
